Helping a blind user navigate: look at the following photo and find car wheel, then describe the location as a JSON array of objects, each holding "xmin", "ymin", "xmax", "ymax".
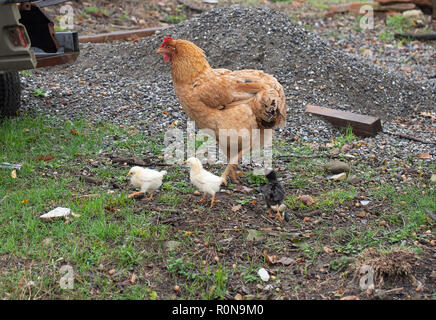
[{"xmin": 0, "ymin": 71, "xmax": 21, "ymax": 117}]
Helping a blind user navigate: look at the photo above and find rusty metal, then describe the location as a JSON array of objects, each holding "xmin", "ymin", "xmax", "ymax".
[
  {"xmin": 79, "ymin": 27, "xmax": 166, "ymax": 43},
  {"xmin": 19, "ymin": 2, "xmax": 59, "ymax": 53},
  {"xmin": 34, "ymin": 0, "xmax": 70, "ymax": 8}
]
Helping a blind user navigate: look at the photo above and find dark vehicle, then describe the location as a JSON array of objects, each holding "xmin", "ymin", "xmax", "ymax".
[{"xmin": 0, "ymin": 0, "xmax": 79, "ymax": 117}]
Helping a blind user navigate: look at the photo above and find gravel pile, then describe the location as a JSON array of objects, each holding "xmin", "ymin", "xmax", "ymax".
[{"xmin": 21, "ymin": 6, "xmax": 435, "ymax": 162}]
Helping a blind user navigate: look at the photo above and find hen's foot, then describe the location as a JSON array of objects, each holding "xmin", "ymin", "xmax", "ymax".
[{"xmin": 275, "ymin": 204, "xmax": 283, "ymax": 222}]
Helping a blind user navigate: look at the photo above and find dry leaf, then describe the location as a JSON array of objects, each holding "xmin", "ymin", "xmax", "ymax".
[
  {"xmin": 323, "ymin": 246, "xmax": 333, "ymax": 254},
  {"xmin": 70, "ymin": 129, "xmax": 78, "ymax": 135},
  {"xmin": 11, "ymin": 170, "xmax": 17, "ymax": 179},
  {"xmin": 37, "ymin": 154, "xmax": 56, "ymax": 162},
  {"xmin": 231, "ymin": 205, "xmax": 242, "ymax": 212},
  {"xmin": 263, "ymin": 250, "xmax": 277, "ymax": 265},
  {"xmin": 276, "ymin": 257, "xmax": 295, "ymax": 266},
  {"xmin": 299, "ymin": 195, "xmax": 315, "ymax": 206},
  {"xmin": 130, "ymin": 273, "xmax": 137, "ymax": 284}
]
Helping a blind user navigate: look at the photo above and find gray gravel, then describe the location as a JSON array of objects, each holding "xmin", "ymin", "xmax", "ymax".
[{"xmin": 20, "ymin": 6, "xmax": 435, "ymax": 164}]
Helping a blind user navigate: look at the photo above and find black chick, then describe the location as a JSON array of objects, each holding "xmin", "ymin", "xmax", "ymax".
[{"xmin": 260, "ymin": 169, "xmax": 285, "ymax": 222}]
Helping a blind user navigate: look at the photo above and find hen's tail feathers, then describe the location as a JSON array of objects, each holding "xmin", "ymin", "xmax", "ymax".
[{"xmin": 253, "ymin": 84, "xmax": 287, "ymax": 129}]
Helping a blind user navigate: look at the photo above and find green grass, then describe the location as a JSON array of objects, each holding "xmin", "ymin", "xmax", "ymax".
[
  {"xmin": 1, "ymin": 114, "xmax": 434, "ymax": 299},
  {"xmin": 84, "ymin": 4, "xmax": 110, "ymax": 16}
]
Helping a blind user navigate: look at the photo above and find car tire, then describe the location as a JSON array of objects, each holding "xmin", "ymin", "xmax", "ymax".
[{"xmin": 0, "ymin": 71, "xmax": 21, "ymax": 118}]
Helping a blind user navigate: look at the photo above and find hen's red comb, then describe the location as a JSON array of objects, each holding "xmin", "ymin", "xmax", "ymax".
[{"xmin": 160, "ymin": 37, "xmax": 174, "ymax": 47}]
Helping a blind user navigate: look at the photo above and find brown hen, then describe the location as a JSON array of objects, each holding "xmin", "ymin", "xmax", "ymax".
[{"xmin": 156, "ymin": 37, "xmax": 287, "ymax": 184}]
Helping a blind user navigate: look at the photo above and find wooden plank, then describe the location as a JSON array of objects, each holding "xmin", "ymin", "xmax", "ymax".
[
  {"xmin": 79, "ymin": 27, "xmax": 166, "ymax": 43},
  {"xmin": 394, "ymin": 32, "xmax": 436, "ymax": 41},
  {"xmin": 305, "ymin": 104, "xmax": 382, "ymax": 137}
]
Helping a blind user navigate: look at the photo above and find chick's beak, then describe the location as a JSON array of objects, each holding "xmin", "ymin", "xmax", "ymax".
[{"xmin": 127, "ymin": 172, "xmax": 131, "ymax": 177}]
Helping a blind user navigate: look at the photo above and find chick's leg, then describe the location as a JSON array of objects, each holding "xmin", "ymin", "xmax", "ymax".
[
  {"xmin": 268, "ymin": 207, "xmax": 274, "ymax": 218},
  {"xmin": 210, "ymin": 193, "xmax": 216, "ymax": 209},
  {"xmin": 143, "ymin": 190, "xmax": 155, "ymax": 201},
  {"xmin": 198, "ymin": 193, "xmax": 208, "ymax": 203},
  {"xmin": 128, "ymin": 192, "xmax": 145, "ymax": 199},
  {"xmin": 275, "ymin": 204, "xmax": 283, "ymax": 222}
]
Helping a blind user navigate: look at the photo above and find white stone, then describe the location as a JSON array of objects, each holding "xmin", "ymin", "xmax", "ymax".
[
  {"xmin": 258, "ymin": 268, "xmax": 270, "ymax": 282},
  {"xmin": 329, "ymin": 172, "xmax": 347, "ymax": 181}
]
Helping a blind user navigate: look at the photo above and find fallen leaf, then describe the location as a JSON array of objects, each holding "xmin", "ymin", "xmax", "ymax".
[
  {"xmin": 276, "ymin": 257, "xmax": 295, "ymax": 266},
  {"xmin": 323, "ymin": 246, "xmax": 333, "ymax": 254},
  {"xmin": 130, "ymin": 273, "xmax": 137, "ymax": 284},
  {"xmin": 11, "ymin": 170, "xmax": 17, "ymax": 179},
  {"xmin": 299, "ymin": 195, "xmax": 315, "ymax": 206},
  {"xmin": 37, "ymin": 154, "xmax": 56, "ymax": 162},
  {"xmin": 70, "ymin": 129, "xmax": 78, "ymax": 135},
  {"xmin": 21, "ymin": 199, "xmax": 28, "ymax": 204},
  {"xmin": 231, "ymin": 205, "xmax": 242, "ymax": 212},
  {"xmin": 263, "ymin": 250, "xmax": 277, "ymax": 265},
  {"xmin": 233, "ymin": 185, "xmax": 253, "ymax": 193}
]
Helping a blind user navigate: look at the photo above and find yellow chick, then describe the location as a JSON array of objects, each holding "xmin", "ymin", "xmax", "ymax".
[
  {"xmin": 186, "ymin": 157, "xmax": 223, "ymax": 208},
  {"xmin": 127, "ymin": 166, "xmax": 167, "ymax": 201}
]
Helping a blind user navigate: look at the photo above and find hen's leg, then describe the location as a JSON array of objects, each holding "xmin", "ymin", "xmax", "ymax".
[
  {"xmin": 221, "ymin": 164, "xmax": 240, "ymax": 185},
  {"xmin": 143, "ymin": 190, "xmax": 155, "ymax": 201},
  {"xmin": 128, "ymin": 192, "xmax": 145, "ymax": 199},
  {"xmin": 275, "ymin": 204, "xmax": 283, "ymax": 222},
  {"xmin": 221, "ymin": 150, "xmax": 243, "ymax": 185}
]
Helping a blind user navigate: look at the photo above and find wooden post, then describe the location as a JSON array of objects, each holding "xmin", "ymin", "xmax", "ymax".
[{"xmin": 305, "ymin": 105, "xmax": 382, "ymax": 137}]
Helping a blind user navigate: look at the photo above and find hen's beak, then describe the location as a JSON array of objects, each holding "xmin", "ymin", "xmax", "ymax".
[
  {"xmin": 156, "ymin": 47, "xmax": 164, "ymax": 54},
  {"xmin": 127, "ymin": 172, "xmax": 131, "ymax": 177}
]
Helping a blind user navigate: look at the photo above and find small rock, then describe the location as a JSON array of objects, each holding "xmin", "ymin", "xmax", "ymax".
[
  {"xmin": 272, "ymin": 203, "xmax": 287, "ymax": 212},
  {"xmin": 357, "ymin": 211, "xmax": 366, "ymax": 218},
  {"xmin": 360, "ymin": 200, "xmax": 370, "ymax": 206},
  {"xmin": 329, "ymin": 172, "xmax": 347, "ymax": 181},
  {"xmin": 234, "ymin": 293, "xmax": 243, "ymax": 300},
  {"xmin": 42, "ymin": 238, "xmax": 53, "ymax": 246},
  {"xmin": 402, "ymin": 9, "xmax": 424, "ymax": 20},
  {"xmin": 325, "ymin": 160, "xmax": 350, "ymax": 174},
  {"xmin": 247, "ymin": 229, "xmax": 264, "ymax": 241},
  {"xmin": 263, "ymin": 284, "xmax": 274, "ymax": 291},
  {"xmin": 258, "ymin": 268, "xmax": 270, "ymax": 282},
  {"xmin": 347, "ymin": 174, "xmax": 360, "ymax": 184},
  {"xmin": 164, "ymin": 240, "xmax": 181, "ymax": 250}
]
